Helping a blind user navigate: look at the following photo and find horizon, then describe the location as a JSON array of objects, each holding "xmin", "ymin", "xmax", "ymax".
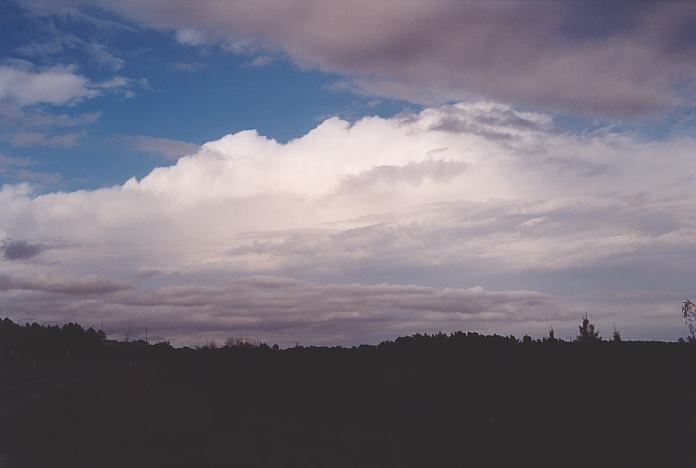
[{"xmin": 3, "ymin": 314, "xmax": 671, "ymax": 348}]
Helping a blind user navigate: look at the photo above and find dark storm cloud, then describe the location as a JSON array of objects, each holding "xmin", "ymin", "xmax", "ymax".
[
  {"xmin": 45, "ymin": 0, "xmax": 696, "ymax": 116},
  {"xmin": 2, "ymin": 240, "xmax": 45, "ymax": 260}
]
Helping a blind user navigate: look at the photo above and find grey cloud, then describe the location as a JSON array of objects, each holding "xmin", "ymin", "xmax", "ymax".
[
  {"xmin": 338, "ymin": 160, "xmax": 467, "ymax": 193},
  {"xmin": 0, "ymin": 273, "xmax": 131, "ymax": 294},
  {"xmin": 432, "ymin": 119, "xmax": 518, "ymax": 142},
  {"xmin": 540, "ymin": 156, "xmax": 609, "ymax": 178},
  {"xmin": 0, "ymin": 106, "xmax": 101, "ymax": 129},
  {"xmin": 0, "ymin": 153, "xmax": 33, "ymax": 168},
  {"xmin": 2, "ymin": 240, "xmax": 45, "ymax": 260},
  {"xmin": 0, "ymin": 275, "xmax": 569, "ymax": 345},
  {"xmin": 14, "ymin": 0, "xmax": 133, "ymax": 31},
  {"xmin": 83, "ymin": 42, "xmax": 125, "ymax": 71},
  {"xmin": 1, "ymin": 275, "xmax": 685, "ymax": 345},
  {"xmin": 429, "ymin": 105, "xmax": 552, "ymax": 145},
  {"xmin": 247, "ymin": 55, "xmax": 274, "ymax": 67},
  {"xmin": 0, "ymin": 153, "xmax": 62, "ymax": 186},
  {"xmin": 2, "ymin": 168, "xmax": 62, "ymax": 186},
  {"xmin": 17, "ymin": 34, "xmax": 125, "ymax": 71},
  {"xmin": 3, "ymin": 131, "xmax": 84, "ymax": 147},
  {"xmin": 171, "ymin": 62, "xmax": 206, "ymax": 72},
  {"xmin": 430, "ymin": 105, "xmax": 548, "ymax": 135},
  {"xmin": 15, "ymin": 41, "xmax": 65, "ymax": 57},
  {"xmin": 217, "ymin": 193, "xmax": 696, "ymax": 296},
  {"xmin": 59, "ymin": 0, "xmax": 696, "ymax": 116},
  {"xmin": 128, "ymin": 135, "xmax": 200, "ymax": 160}
]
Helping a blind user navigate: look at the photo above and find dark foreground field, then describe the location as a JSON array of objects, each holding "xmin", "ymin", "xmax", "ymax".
[{"xmin": 1, "ymin": 321, "xmax": 694, "ymax": 468}]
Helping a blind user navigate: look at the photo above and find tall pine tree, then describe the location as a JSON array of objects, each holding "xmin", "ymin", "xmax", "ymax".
[{"xmin": 576, "ymin": 314, "xmax": 601, "ymax": 343}]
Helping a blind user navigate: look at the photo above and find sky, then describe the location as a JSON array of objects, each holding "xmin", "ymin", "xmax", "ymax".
[{"xmin": 1, "ymin": 0, "xmax": 696, "ymax": 346}]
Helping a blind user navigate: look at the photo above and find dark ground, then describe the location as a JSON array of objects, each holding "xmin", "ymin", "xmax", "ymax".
[{"xmin": 1, "ymin": 322, "xmax": 695, "ymax": 467}]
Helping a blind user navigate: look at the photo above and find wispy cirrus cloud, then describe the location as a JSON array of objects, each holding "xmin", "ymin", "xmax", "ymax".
[
  {"xmin": 3, "ymin": 130, "xmax": 84, "ymax": 147},
  {"xmin": 16, "ymin": 33, "xmax": 125, "ymax": 71},
  {"xmin": 0, "ymin": 106, "xmax": 101, "ymax": 129},
  {"xmin": 0, "ymin": 152, "xmax": 61, "ymax": 186}
]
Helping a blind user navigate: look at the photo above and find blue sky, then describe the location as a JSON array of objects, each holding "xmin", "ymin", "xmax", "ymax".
[{"xmin": 2, "ymin": 0, "xmax": 696, "ymax": 345}]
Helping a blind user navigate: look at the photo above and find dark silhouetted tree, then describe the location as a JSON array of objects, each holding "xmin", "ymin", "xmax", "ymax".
[
  {"xmin": 612, "ymin": 325, "xmax": 622, "ymax": 343},
  {"xmin": 576, "ymin": 314, "xmax": 600, "ymax": 343},
  {"xmin": 544, "ymin": 326, "xmax": 558, "ymax": 343},
  {"xmin": 681, "ymin": 299, "xmax": 696, "ymax": 340}
]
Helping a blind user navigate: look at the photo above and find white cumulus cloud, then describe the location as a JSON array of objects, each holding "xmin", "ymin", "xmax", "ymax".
[
  {"xmin": 1, "ymin": 102, "xmax": 695, "ymax": 343},
  {"xmin": 0, "ymin": 64, "xmax": 96, "ymax": 106}
]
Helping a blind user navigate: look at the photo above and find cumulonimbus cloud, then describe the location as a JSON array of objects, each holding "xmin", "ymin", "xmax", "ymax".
[
  {"xmin": 46, "ymin": 0, "xmax": 696, "ymax": 115},
  {"xmin": 2, "ymin": 102, "xmax": 696, "ymax": 343}
]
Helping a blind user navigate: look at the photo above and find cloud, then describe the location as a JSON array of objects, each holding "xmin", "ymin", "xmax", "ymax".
[
  {"xmin": 0, "ymin": 275, "xmax": 683, "ymax": 346},
  {"xmin": 92, "ymin": 75, "xmax": 130, "ymax": 89},
  {"xmin": 70, "ymin": 0, "xmax": 696, "ymax": 116},
  {"xmin": 247, "ymin": 55, "xmax": 274, "ymax": 68},
  {"xmin": 112, "ymin": 278, "xmax": 572, "ymax": 345},
  {"xmin": 0, "ymin": 273, "xmax": 131, "ymax": 294},
  {"xmin": 1, "ymin": 240, "xmax": 45, "ymax": 260},
  {"xmin": 171, "ymin": 62, "xmax": 205, "ymax": 72},
  {"xmin": 128, "ymin": 135, "xmax": 200, "ymax": 160},
  {"xmin": 0, "ymin": 106, "xmax": 101, "ymax": 128},
  {"xmin": 0, "ymin": 62, "xmax": 139, "ymax": 147},
  {"xmin": 82, "ymin": 42, "xmax": 125, "ymax": 71},
  {"xmin": 0, "ymin": 154, "xmax": 33, "ymax": 168},
  {"xmin": 1, "ymin": 102, "xmax": 695, "ymax": 342},
  {"xmin": 3, "ymin": 130, "xmax": 84, "ymax": 147},
  {"xmin": 89, "ymin": 76, "xmax": 149, "ymax": 99},
  {"xmin": 0, "ymin": 274, "xmax": 571, "ymax": 345},
  {"xmin": 0, "ymin": 103, "xmax": 100, "ymax": 150},
  {"xmin": 0, "ymin": 61, "xmax": 141, "ymax": 111},
  {"xmin": 14, "ymin": 0, "xmax": 133, "ymax": 31},
  {"xmin": 0, "ymin": 153, "xmax": 61, "ymax": 186},
  {"xmin": 175, "ymin": 29, "xmax": 207, "ymax": 46},
  {"xmin": 0, "ymin": 64, "xmax": 96, "ymax": 106},
  {"xmin": 16, "ymin": 33, "xmax": 125, "ymax": 71},
  {"xmin": 337, "ymin": 160, "xmax": 468, "ymax": 194}
]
